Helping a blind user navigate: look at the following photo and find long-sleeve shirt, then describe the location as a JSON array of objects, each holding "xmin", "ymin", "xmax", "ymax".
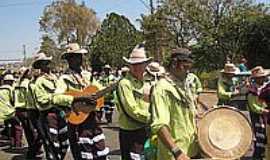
[
  {"xmin": 14, "ymin": 78, "xmax": 36, "ymax": 110},
  {"xmin": 0, "ymin": 84, "xmax": 15, "ymax": 121},
  {"xmin": 116, "ymin": 73, "xmax": 150, "ymax": 130},
  {"xmin": 34, "ymin": 73, "xmax": 74, "ymax": 111},
  {"xmin": 217, "ymin": 76, "xmax": 237, "ymax": 104},
  {"xmin": 150, "ymin": 76, "xmax": 198, "ymax": 159}
]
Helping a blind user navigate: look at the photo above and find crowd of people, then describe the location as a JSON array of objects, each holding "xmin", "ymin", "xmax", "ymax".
[{"xmin": 0, "ymin": 42, "xmax": 269, "ymax": 160}]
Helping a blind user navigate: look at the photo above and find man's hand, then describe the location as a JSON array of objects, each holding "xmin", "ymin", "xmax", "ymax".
[
  {"xmin": 176, "ymin": 153, "xmax": 190, "ymax": 160},
  {"xmin": 232, "ymin": 89, "xmax": 240, "ymax": 96}
]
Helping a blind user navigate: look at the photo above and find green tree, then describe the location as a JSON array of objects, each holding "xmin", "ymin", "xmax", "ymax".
[
  {"xmin": 39, "ymin": 35, "xmax": 65, "ymax": 70},
  {"xmin": 89, "ymin": 12, "xmax": 143, "ymax": 69},
  {"xmin": 39, "ymin": 0, "xmax": 99, "ymax": 46},
  {"xmin": 155, "ymin": 0, "xmax": 269, "ymax": 71},
  {"xmin": 140, "ymin": 8, "xmax": 174, "ymax": 62}
]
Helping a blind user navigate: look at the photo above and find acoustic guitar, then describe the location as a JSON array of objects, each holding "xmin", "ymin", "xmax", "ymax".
[{"xmin": 65, "ymin": 82, "xmax": 118, "ymax": 125}]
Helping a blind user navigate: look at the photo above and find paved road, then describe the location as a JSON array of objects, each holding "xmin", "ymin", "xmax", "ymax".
[{"xmin": 0, "ymin": 92, "xmax": 218, "ymax": 160}]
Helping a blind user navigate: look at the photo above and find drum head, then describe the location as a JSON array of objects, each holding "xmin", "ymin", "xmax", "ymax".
[{"xmin": 197, "ymin": 106, "xmax": 253, "ymax": 159}]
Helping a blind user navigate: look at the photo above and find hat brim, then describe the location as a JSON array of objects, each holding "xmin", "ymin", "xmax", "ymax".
[
  {"xmin": 32, "ymin": 59, "xmax": 52, "ymax": 69},
  {"xmin": 146, "ymin": 66, "xmax": 164, "ymax": 77},
  {"xmin": 123, "ymin": 57, "xmax": 152, "ymax": 64},
  {"xmin": 61, "ymin": 49, "xmax": 88, "ymax": 59},
  {"xmin": 220, "ymin": 69, "xmax": 237, "ymax": 74},
  {"xmin": 251, "ymin": 71, "xmax": 270, "ymax": 78}
]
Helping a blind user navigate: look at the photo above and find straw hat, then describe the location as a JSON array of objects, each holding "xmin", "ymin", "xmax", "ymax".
[
  {"xmin": 123, "ymin": 43, "xmax": 152, "ymax": 64},
  {"xmin": 121, "ymin": 66, "xmax": 129, "ymax": 73},
  {"xmin": 104, "ymin": 64, "xmax": 111, "ymax": 69},
  {"xmin": 18, "ymin": 67, "xmax": 30, "ymax": 78},
  {"xmin": 251, "ymin": 66, "xmax": 269, "ymax": 78},
  {"xmin": 146, "ymin": 62, "xmax": 166, "ymax": 77},
  {"xmin": 197, "ymin": 106, "xmax": 252, "ymax": 159},
  {"xmin": 3, "ymin": 74, "xmax": 15, "ymax": 81},
  {"xmin": 32, "ymin": 52, "xmax": 52, "ymax": 69},
  {"xmin": 61, "ymin": 43, "xmax": 88, "ymax": 59},
  {"xmin": 220, "ymin": 63, "xmax": 238, "ymax": 74}
]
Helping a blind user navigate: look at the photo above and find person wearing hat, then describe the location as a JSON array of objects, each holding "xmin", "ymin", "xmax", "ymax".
[
  {"xmin": 13, "ymin": 67, "xmax": 43, "ymax": 159},
  {"xmin": 32, "ymin": 52, "xmax": 90, "ymax": 160},
  {"xmin": 0, "ymin": 74, "xmax": 17, "ymax": 147},
  {"xmin": 247, "ymin": 66, "xmax": 270, "ymax": 159},
  {"xmin": 217, "ymin": 63, "xmax": 240, "ymax": 105},
  {"xmin": 99, "ymin": 64, "xmax": 116, "ymax": 123},
  {"xmin": 55, "ymin": 43, "xmax": 109, "ymax": 160},
  {"xmin": 116, "ymin": 43, "xmax": 152, "ymax": 160},
  {"xmin": 150, "ymin": 48, "xmax": 199, "ymax": 160}
]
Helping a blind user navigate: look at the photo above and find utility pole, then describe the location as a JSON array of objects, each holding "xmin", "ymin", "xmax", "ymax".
[
  {"xmin": 23, "ymin": 44, "xmax": 26, "ymax": 65},
  {"xmin": 150, "ymin": 0, "xmax": 154, "ymax": 14}
]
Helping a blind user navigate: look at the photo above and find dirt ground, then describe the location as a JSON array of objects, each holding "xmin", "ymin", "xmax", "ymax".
[{"xmin": 0, "ymin": 92, "xmax": 218, "ymax": 160}]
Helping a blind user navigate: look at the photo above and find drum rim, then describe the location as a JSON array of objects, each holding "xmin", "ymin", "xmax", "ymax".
[{"xmin": 197, "ymin": 106, "xmax": 253, "ymax": 159}]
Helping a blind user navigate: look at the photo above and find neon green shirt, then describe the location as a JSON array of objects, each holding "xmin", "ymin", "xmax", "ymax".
[
  {"xmin": 34, "ymin": 73, "xmax": 74, "ymax": 111},
  {"xmin": 116, "ymin": 73, "xmax": 150, "ymax": 130},
  {"xmin": 150, "ymin": 77, "xmax": 198, "ymax": 159},
  {"xmin": 0, "ymin": 84, "xmax": 15, "ymax": 121}
]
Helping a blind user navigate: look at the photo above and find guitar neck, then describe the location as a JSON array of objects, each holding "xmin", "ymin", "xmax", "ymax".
[{"xmin": 93, "ymin": 82, "xmax": 118, "ymax": 99}]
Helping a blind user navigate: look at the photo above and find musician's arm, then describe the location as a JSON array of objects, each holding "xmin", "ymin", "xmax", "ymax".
[
  {"xmin": 247, "ymin": 93, "xmax": 268, "ymax": 114},
  {"xmin": 217, "ymin": 80, "xmax": 234, "ymax": 100}
]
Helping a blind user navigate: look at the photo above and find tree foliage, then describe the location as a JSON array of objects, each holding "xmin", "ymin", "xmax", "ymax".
[
  {"xmin": 39, "ymin": 35, "xmax": 65, "ymax": 70},
  {"xmin": 39, "ymin": 0, "xmax": 99, "ymax": 46},
  {"xmin": 141, "ymin": 0, "xmax": 269, "ymax": 71},
  {"xmin": 89, "ymin": 12, "xmax": 143, "ymax": 69}
]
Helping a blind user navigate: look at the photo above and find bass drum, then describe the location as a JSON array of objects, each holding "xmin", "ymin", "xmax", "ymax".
[{"xmin": 197, "ymin": 106, "xmax": 253, "ymax": 159}]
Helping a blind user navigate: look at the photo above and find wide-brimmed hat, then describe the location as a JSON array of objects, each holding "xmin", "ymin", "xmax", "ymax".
[
  {"xmin": 18, "ymin": 67, "xmax": 30, "ymax": 77},
  {"xmin": 104, "ymin": 64, "xmax": 111, "ymax": 69},
  {"xmin": 251, "ymin": 66, "xmax": 270, "ymax": 78},
  {"xmin": 220, "ymin": 63, "xmax": 238, "ymax": 74},
  {"xmin": 32, "ymin": 52, "xmax": 52, "ymax": 69},
  {"xmin": 3, "ymin": 74, "xmax": 15, "ymax": 81},
  {"xmin": 170, "ymin": 48, "xmax": 193, "ymax": 63},
  {"xmin": 121, "ymin": 66, "xmax": 129, "ymax": 73},
  {"xmin": 146, "ymin": 62, "xmax": 166, "ymax": 77},
  {"xmin": 61, "ymin": 43, "xmax": 88, "ymax": 59},
  {"xmin": 123, "ymin": 43, "xmax": 152, "ymax": 64}
]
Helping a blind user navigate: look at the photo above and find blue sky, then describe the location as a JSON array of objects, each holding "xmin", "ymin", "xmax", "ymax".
[{"xmin": 0, "ymin": 0, "xmax": 268, "ymax": 60}]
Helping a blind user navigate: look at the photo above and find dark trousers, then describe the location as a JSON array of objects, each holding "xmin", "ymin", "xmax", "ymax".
[
  {"xmin": 16, "ymin": 108, "xmax": 43, "ymax": 159},
  {"xmin": 250, "ymin": 112, "xmax": 267, "ymax": 159},
  {"xmin": 119, "ymin": 127, "xmax": 148, "ymax": 160},
  {"xmin": 104, "ymin": 102, "xmax": 114, "ymax": 123},
  {"xmin": 68, "ymin": 112, "xmax": 109, "ymax": 160},
  {"xmin": 9, "ymin": 115, "xmax": 23, "ymax": 148},
  {"xmin": 40, "ymin": 108, "xmax": 69, "ymax": 160}
]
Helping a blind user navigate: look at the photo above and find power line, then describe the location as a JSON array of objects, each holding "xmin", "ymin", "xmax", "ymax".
[
  {"xmin": 138, "ymin": 0, "xmax": 151, "ymax": 11},
  {"xmin": 0, "ymin": 0, "xmax": 49, "ymax": 8}
]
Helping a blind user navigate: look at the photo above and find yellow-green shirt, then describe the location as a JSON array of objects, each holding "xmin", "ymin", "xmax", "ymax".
[
  {"xmin": 14, "ymin": 78, "xmax": 36, "ymax": 110},
  {"xmin": 116, "ymin": 73, "xmax": 150, "ymax": 130},
  {"xmin": 34, "ymin": 74, "xmax": 74, "ymax": 111},
  {"xmin": 150, "ymin": 77, "xmax": 198, "ymax": 159},
  {"xmin": 0, "ymin": 84, "xmax": 15, "ymax": 121}
]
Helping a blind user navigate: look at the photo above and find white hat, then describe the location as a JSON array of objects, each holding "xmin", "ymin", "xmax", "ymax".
[
  {"xmin": 32, "ymin": 52, "xmax": 52, "ymax": 69},
  {"xmin": 3, "ymin": 74, "xmax": 15, "ymax": 81},
  {"xmin": 123, "ymin": 43, "xmax": 152, "ymax": 64},
  {"xmin": 220, "ymin": 63, "xmax": 238, "ymax": 74},
  {"xmin": 61, "ymin": 43, "xmax": 88, "ymax": 59},
  {"xmin": 121, "ymin": 66, "xmax": 130, "ymax": 72},
  {"xmin": 104, "ymin": 64, "xmax": 111, "ymax": 69},
  {"xmin": 146, "ymin": 62, "xmax": 166, "ymax": 77}
]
